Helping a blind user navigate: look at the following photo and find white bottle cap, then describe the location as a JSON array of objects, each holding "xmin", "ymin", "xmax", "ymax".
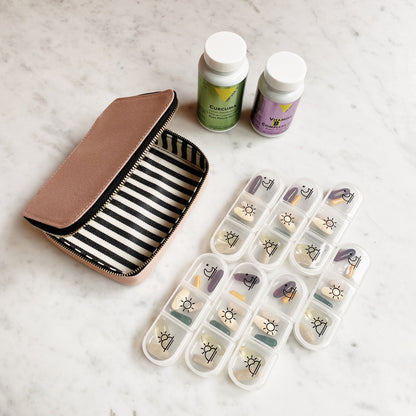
[
  {"xmin": 264, "ymin": 51, "xmax": 307, "ymax": 92},
  {"xmin": 204, "ymin": 31, "xmax": 247, "ymax": 73}
]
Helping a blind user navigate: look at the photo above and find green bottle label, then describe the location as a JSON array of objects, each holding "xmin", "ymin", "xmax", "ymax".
[{"xmin": 197, "ymin": 75, "xmax": 246, "ymax": 131}]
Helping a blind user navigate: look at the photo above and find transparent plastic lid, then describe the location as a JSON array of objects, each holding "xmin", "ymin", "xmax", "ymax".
[
  {"xmin": 143, "ymin": 253, "xmax": 229, "ymax": 366},
  {"xmin": 281, "ymin": 178, "xmax": 322, "ymax": 214},
  {"xmin": 324, "ymin": 182, "xmax": 363, "ymax": 218}
]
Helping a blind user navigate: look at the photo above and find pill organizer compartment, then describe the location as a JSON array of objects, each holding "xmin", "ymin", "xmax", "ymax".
[
  {"xmin": 210, "ymin": 170, "xmax": 284, "ymax": 262},
  {"xmin": 143, "ymin": 315, "xmax": 192, "ymax": 365},
  {"xmin": 245, "ymin": 170, "xmax": 284, "ymax": 204},
  {"xmin": 164, "ymin": 284, "xmax": 208, "ymax": 329},
  {"xmin": 310, "ymin": 205, "xmax": 349, "ymax": 244},
  {"xmin": 249, "ymin": 309, "xmax": 291, "ymax": 349},
  {"xmin": 294, "ymin": 301, "xmax": 340, "ymax": 350},
  {"xmin": 185, "ymin": 324, "xmax": 234, "ymax": 376},
  {"xmin": 228, "ymin": 275, "xmax": 308, "ymax": 390},
  {"xmin": 228, "ymin": 338, "xmax": 276, "ymax": 390},
  {"xmin": 294, "ymin": 244, "xmax": 370, "ymax": 350},
  {"xmin": 227, "ymin": 263, "xmax": 265, "ymax": 306},
  {"xmin": 230, "ymin": 193, "xmax": 268, "ymax": 229},
  {"xmin": 282, "ymin": 178, "xmax": 323, "ymax": 213},
  {"xmin": 269, "ymin": 201, "xmax": 308, "ymax": 239},
  {"xmin": 324, "ymin": 183, "xmax": 362, "ymax": 218},
  {"xmin": 143, "ymin": 253, "xmax": 229, "ymax": 366},
  {"xmin": 250, "ymin": 228, "xmax": 290, "ymax": 269},
  {"xmin": 208, "ymin": 294, "xmax": 251, "ymax": 340},
  {"xmin": 184, "ymin": 253, "xmax": 227, "ymax": 296},
  {"xmin": 185, "ymin": 263, "xmax": 266, "ymax": 377},
  {"xmin": 291, "ymin": 231, "xmax": 334, "ymax": 276},
  {"xmin": 211, "ymin": 218, "xmax": 253, "ymax": 261},
  {"xmin": 267, "ymin": 275, "xmax": 308, "ymax": 317},
  {"xmin": 330, "ymin": 244, "xmax": 370, "ymax": 285},
  {"xmin": 312, "ymin": 274, "xmax": 355, "ymax": 314}
]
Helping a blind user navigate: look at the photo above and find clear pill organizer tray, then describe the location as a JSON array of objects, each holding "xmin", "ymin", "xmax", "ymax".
[
  {"xmin": 290, "ymin": 183, "xmax": 362, "ymax": 276},
  {"xmin": 227, "ymin": 274, "xmax": 308, "ymax": 390},
  {"xmin": 294, "ymin": 243, "xmax": 370, "ymax": 350},
  {"xmin": 210, "ymin": 170, "xmax": 284, "ymax": 262},
  {"xmin": 247, "ymin": 178, "xmax": 323, "ymax": 270},
  {"xmin": 185, "ymin": 262, "xmax": 267, "ymax": 376},
  {"xmin": 142, "ymin": 253, "xmax": 229, "ymax": 365}
]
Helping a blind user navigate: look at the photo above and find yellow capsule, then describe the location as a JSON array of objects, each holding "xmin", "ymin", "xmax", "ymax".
[
  {"xmin": 346, "ymin": 264, "xmax": 355, "ymax": 279},
  {"xmin": 194, "ymin": 274, "xmax": 201, "ymax": 288},
  {"xmin": 230, "ymin": 290, "xmax": 246, "ymax": 302},
  {"xmin": 281, "ymin": 291, "xmax": 297, "ymax": 303},
  {"xmin": 329, "ymin": 197, "xmax": 344, "ymax": 206},
  {"xmin": 291, "ymin": 194, "xmax": 301, "ymax": 205}
]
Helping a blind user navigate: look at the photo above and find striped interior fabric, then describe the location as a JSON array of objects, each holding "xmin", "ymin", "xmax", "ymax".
[{"xmin": 52, "ymin": 130, "xmax": 207, "ymax": 275}]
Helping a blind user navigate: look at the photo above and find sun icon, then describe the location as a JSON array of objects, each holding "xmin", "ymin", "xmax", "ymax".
[
  {"xmin": 323, "ymin": 217, "xmax": 337, "ymax": 230},
  {"xmin": 241, "ymin": 202, "xmax": 256, "ymax": 217},
  {"xmin": 244, "ymin": 355, "xmax": 262, "ymax": 377},
  {"xmin": 223, "ymin": 231, "xmax": 239, "ymax": 248},
  {"xmin": 221, "ymin": 307, "xmax": 237, "ymax": 324},
  {"xmin": 280, "ymin": 212, "xmax": 294, "ymax": 226},
  {"xmin": 263, "ymin": 319, "xmax": 278, "ymax": 336},
  {"xmin": 201, "ymin": 342, "xmax": 218, "ymax": 363},
  {"xmin": 179, "ymin": 296, "xmax": 195, "ymax": 313},
  {"xmin": 157, "ymin": 331, "xmax": 174, "ymax": 351},
  {"xmin": 310, "ymin": 316, "xmax": 328, "ymax": 337},
  {"xmin": 305, "ymin": 244, "xmax": 320, "ymax": 261},
  {"xmin": 262, "ymin": 239, "xmax": 279, "ymax": 257},
  {"xmin": 328, "ymin": 284, "xmax": 344, "ymax": 300}
]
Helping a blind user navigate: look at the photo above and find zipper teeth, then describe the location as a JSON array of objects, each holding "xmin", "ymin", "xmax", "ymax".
[
  {"xmin": 83, "ymin": 112, "xmax": 176, "ymax": 230},
  {"xmin": 60, "ymin": 107, "xmax": 177, "ymax": 238},
  {"xmin": 50, "ymin": 126, "xmax": 209, "ymax": 278},
  {"xmin": 123, "ymin": 132, "xmax": 209, "ymax": 276}
]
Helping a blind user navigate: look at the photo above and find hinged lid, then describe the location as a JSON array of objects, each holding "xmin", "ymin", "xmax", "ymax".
[{"xmin": 24, "ymin": 89, "xmax": 177, "ymax": 235}]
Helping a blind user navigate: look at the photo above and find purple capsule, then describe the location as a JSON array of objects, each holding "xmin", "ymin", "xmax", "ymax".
[
  {"xmin": 334, "ymin": 248, "xmax": 356, "ymax": 262},
  {"xmin": 248, "ymin": 175, "xmax": 262, "ymax": 194},
  {"xmin": 207, "ymin": 269, "xmax": 224, "ymax": 292},
  {"xmin": 273, "ymin": 281, "xmax": 297, "ymax": 299},
  {"xmin": 234, "ymin": 273, "xmax": 260, "ymax": 291},
  {"xmin": 328, "ymin": 188, "xmax": 350, "ymax": 200},
  {"xmin": 283, "ymin": 187, "xmax": 299, "ymax": 203}
]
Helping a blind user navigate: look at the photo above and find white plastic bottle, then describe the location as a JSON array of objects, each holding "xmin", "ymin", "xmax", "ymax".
[
  {"xmin": 197, "ymin": 31, "xmax": 249, "ymax": 132},
  {"xmin": 251, "ymin": 51, "xmax": 307, "ymax": 137}
]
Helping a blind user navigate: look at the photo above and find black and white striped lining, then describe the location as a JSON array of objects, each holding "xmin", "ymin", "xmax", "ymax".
[{"xmin": 54, "ymin": 130, "xmax": 207, "ymax": 275}]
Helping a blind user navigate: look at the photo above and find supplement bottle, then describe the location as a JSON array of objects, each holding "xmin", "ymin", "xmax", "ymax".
[
  {"xmin": 251, "ymin": 51, "xmax": 307, "ymax": 137},
  {"xmin": 197, "ymin": 31, "xmax": 249, "ymax": 132}
]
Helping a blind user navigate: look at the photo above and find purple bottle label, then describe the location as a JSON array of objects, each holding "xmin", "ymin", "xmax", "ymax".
[{"xmin": 251, "ymin": 91, "xmax": 301, "ymax": 136}]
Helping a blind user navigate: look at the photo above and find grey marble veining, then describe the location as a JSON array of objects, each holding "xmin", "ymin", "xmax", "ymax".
[{"xmin": 0, "ymin": 0, "xmax": 415, "ymax": 415}]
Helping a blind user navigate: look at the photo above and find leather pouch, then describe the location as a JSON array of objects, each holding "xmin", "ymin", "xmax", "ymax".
[{"xmin": 23, "ymin": 90, "xmax": 209, "ymax": 285}]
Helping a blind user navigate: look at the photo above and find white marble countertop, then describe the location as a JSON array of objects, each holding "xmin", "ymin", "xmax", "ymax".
[{"xmin": 1, "ymin": 0, "xmax": 415, "ymax": 415}]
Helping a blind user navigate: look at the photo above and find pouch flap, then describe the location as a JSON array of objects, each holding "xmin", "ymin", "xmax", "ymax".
[{"xmin": 24, "ymin": 89, "xmax": 176, "ymax": 235}]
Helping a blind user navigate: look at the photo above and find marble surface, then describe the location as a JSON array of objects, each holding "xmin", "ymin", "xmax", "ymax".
[{"xmin": 1, "ymin": 0, "xmax": 415, "ymax": 414}]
